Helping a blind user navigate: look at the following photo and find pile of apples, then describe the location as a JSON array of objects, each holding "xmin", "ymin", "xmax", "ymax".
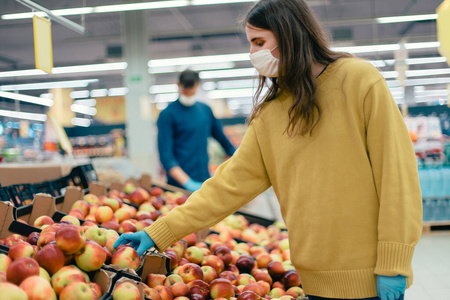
[
  {"xmin": 0, "ymin": 214, "xmax": 143, "ymax": 299},
  {"xmin": 136, "ymin": 230, "xmax": 305, "ymax": 300}
]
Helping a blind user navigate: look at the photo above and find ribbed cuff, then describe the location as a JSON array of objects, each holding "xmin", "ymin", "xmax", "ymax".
[
  {"xmin": 374, "ymin": 242, "xmax": 415, "ymax": 277},
  {"xmin": 144, "ymin": 219, "xmax": 177, "ymax": 252}
]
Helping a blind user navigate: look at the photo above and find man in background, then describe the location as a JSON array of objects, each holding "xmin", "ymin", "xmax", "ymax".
[{"xmin": 157, "ymin": 69, "xmax": 236, "ymax": 192}]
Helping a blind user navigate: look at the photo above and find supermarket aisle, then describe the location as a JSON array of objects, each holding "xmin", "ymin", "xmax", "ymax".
[{"xmin": 405, "ymin": 232, "xmax": 450, "ymax": 300}]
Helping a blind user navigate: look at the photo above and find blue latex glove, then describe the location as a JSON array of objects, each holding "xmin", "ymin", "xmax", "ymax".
[
  {"xmin": 377, "ymin": 275, "xmax": 406, "ymax": 300},
  {"xmin": 113, "ymin": 231, "xmax": 155, "ymax": 257},
  {"xmin": 184, "ymin": 178, "xmax": 202, "ymax": 192}
]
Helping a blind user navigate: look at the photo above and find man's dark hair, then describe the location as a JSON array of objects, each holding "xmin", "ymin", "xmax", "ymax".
[{"xmin": 179, "ymin": 69, "xmax": 200, "ymax": 89}]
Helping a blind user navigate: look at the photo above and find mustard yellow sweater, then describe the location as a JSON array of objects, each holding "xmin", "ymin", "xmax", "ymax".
[{"xmin": 146, "ymin": 57, "xmax": 423, "ymax": 298}]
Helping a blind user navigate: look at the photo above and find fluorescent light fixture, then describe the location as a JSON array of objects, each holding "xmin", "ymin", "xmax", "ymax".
[
  {"xmin": 0, "ymin": 62, "xmax": 127, "ymax": 79},
  {"xmin": 202, "ymin": 82, "xmax": 217, "ymax": 91},
  {"xmin": 405, "ymin": 41, "xmax": 440, "ymax": 50},
  {"xmin": 377, "ymin": 13, "xmax": 437, "ymax": 24},
  {"xmin": 153, "ymin": 93, "xmax": 178, "ymax": 103},
  {"xmin": 0, "ymin": 91, "xmax": 53, "ymax": 106},
  {"xmin": 332, "ymin": 44, "xmax": 400, "ymax": 54},
  {"xmin": 405, "ymin": 68, "xmax": 450, "ymax": 77},
  {"xmin": 70, "ymin": 90, "xmax": 90, "ymax": 99},
  {"xmin": 149, "ymin": 84, "xmax": 178, "ymax": 94},
  {"xmin": 0, "ymin": 109, "xmax": 47, "ymax": 121},
  {"xmin": 108, "ymin": 87, "xmax": 129, "ymax": 96},
  {"xmin": 40, "ymin": 93, "xmax": 53, "ymax": 99},
  {"xmin": 73, "ymin": 99, "xmax": 96, "ymax": 106},
  {"xmin": 192, "ymin": 0, "xmax": 256, "ymax": 5},
  {"xmin": 401, "ymin": 77, "xmax": 450, "ymax": 86},
  {"xmin": 2, "ymin": 1, "xmax": 189, "ymax": 20},
  {"xmin": 72, "ymin": 117, "xmax": 91, "ymax": 127},
  {"xmin": 200, "ymin": 68, "xmax": 257, "ymax": 79},
  {"xmin": 0, "ymin": 79, "xmax": 98, "ymax": 91},
  {"xmin": 53, "ymin": 62, "xmax": 127, "ymax": 74},
  {"xmin": 217, "ymin": 79, "xmax": 257, "ymax": 89},
  {"xmin": 207, "ymin": 87, "xmax": 268, "ymax": 99},
  {"xmin": 405, "ymin": 57, "xmax": 448, "ymax": 65},
  {"xmin": 149, "ymin": 62, "xmax": 235, "ymax": 74},
  {"xmin": 149, "ymin": 53, "xmax": 249, "ymax": 68},
  {"xmin": 414, "ymin": 89, "xmax": 449, "ymax": 97},
  {"xmin": 70, "ymin": 104, "xmax": 97, "ymax": 116},
  {"xmin": 90, "ymin": 89, "xmax": 108, "ymax": 97},
  {"xmin": 380, "ymin": 71, "xmax": 399, "ymax": 79}
]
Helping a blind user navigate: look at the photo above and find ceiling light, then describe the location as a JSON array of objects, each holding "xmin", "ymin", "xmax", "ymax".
[
  {"xmin": 0, "ymin": 91, "xmax": 53, "ymax": 106},
  {"xmin": 0, "ymin": 79, "xmax": 98, "ymax": 91},
  {"xmin": 70, "ymin": 90, "xmax": 90, "ymax": 99},
  {"xmin": 380, "ymin": 71, "xmax": 399, "ymax": 79},
  {"xmin": 0, "ymin": 62, "xmax": 127, "ymax": 79},
  {"xmin": 405, "ymin": 41, "xmax": 440, "ymax": 50},
  {"xmin": 192, "ymin": 0, "xmax": 256, "ymax": 5},
  {"xmin": 0, "ymin": 109, "xmax": 47, "ymax": 121},
  {"xmin": 149, "ymin": 84, "xmax": 178, "ymax": 94},
  {"xmin": 70, "ymin": 104, "xmax": 97, "ymax": 116},
  {"xmin": 405, "ymin": 57, "xmax": 448, "ymax": 65},
  {"xmin": 40, "ymin": 93, "xmax": 53, "ymax": 99},
  {"xmin": 332, "ymin": 44, "xmax": 401, "ymax": 54},
  {"xmin": 73, "ymin": 99, "xmax": 96, "ymax": 106},
  {"xmin": 405, "ymin": 68, "xmax": 450, "ymax": 77},
  {"xmin": 71, "ymin": 117, "xmax": 91, "ymax": 127},
  {"xmin": 376, "ymin": 14, "xmax": 437, "ymax": 24},
  {"xmin": 90, "ymin": 89, "xmax": 108, "ymax": 97},
  {"xmin": 153, "ymin": 93, "xmax": 178, "ymax": 103},
  {"xmin": 149, "ymin": 54, "xmax": 249, "ymax": 68},
  {"xmin": 207, "ymin": 87, "xmax": 268, "ymax": 99},
  {"xmin": 94, "ymin": 1, "xmax": 189, "ymax": 13},
  {"xmin": 414, "ymin": 89, "xmax": 449, "ymax": 97},
  {"xmin": 108, "ymin": 87, "xmax": 129, "ymax": 96},
  {"xmin": 387, "ymin": 77, "xmax": 450, "ymax": 87},
  {"xmin": 200, "ymin": 68, "xmax": 257, "ymax": 79}
]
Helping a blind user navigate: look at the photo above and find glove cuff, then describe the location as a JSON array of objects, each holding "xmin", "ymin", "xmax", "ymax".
[
  {"xmin": 144, "ymin": 219, "xmax": 177, "ymax": 252},
  {"xmin": 374, "ymin": 242, "xmax": 414, "ymax": 277}
]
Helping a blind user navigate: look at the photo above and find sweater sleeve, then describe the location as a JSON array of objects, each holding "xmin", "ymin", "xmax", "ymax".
[
  {"xmin": 209, "ymin": 108, "xmax": 236, "ymax": 156},
  {"xmin": 157, "ymin": 110, "xmax": 179, "ymax": 172},
  {"xmin": 145, "ymin": 123, "xmax": 271, "ymax": 251},
  {"xmin": 363, "ymin": 78, "xmax": 423, "ymax": 278}
]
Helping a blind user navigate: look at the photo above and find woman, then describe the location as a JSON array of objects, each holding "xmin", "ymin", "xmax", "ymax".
[{"xmin": 115, "ymin": 0, "xmax": 423, "ymax": 299}]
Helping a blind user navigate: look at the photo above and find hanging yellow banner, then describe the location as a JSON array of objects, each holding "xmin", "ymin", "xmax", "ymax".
[
  {"xmin": 33, "ymin": 15, "xmax": 53, "ymax": 73},
  {"xmin": 437, "ymin": 0, "xmax": 450, "ymax": 65}
]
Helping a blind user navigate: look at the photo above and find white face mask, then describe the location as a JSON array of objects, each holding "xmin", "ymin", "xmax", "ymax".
[
  {"xmin": 179, "ymin": 94, "xmax": 196, "ymax": 106},
  {"xmin": 249, "ymin": 45, "xmax": 279, "ymax": 77}
]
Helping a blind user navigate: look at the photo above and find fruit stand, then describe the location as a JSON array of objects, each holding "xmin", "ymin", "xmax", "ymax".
[{"xmin": 0, "ymin": 164, "xmax": 306, "ymax": 300}]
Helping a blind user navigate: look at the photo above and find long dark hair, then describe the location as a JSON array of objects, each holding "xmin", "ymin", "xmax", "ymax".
[{"xmin": 244, "ymin": 0, "xmax": 352, "ymax": 136}]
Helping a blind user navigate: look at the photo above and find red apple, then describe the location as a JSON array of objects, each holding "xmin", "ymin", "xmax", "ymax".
[
  {"xmin": 115, "ymin": 207, "xmax": 133, "ymax": 223},
  {"xmin": 55, "ymin": 225, "xmax": 86, "ymax": 255},
  {"xmin": 236, "ymin": 273, "xmax": 256, "ymax": 286},
  {"xmin": 111, "ymin": 246, "xmax": 140, "ymax": 270},
  {"xmin": 202, "ymin": 255, "xmax": 225, "ymax": 274},
  {"xmin": 257, "ymin": 280, "xmax": 271, "ymax": 295},
  {"xmin": 8, "ymin": 241, "xmax": 35, "ymax": 260},
  {"xmin": 201, "ymin": 265, "xmax": 217, "ymax": 284},
  {"xmin": 209, "ymin": 278, "xmax": 234, "ymax": 299},
  {"xmin": 187, "ymin": 279, "xmax": 210, "ymax": 298},
  {"xmin": 244, "ymin": 283, "xmax": 266, "ymax": 297},
  {"xmin": 170, "ymin": 282, "xmax": 190, "ymax": 297},
  {"xmin": 103, "ymin": 198, "xmax": 121, "ymax": 211},
  {"xmin": 34, "ymin": 243, "xmax": 65, "ymax": 275},
  {"xmin": 268, "ymin": 261, "xmax": 285, "ymax": 282},
  {"xmin": 184, "ymin": 246, "xmax": 204, "ymax": 264},
  {"xmin": 146, "ymin": 273, "xmax": 167, "ymax": 288},
  {"xmin": 0, "ymin": 271, "xmax": 6, "ymax": 282},
  {"xmin": 272, "ymin": 281, "xmax": 285, "ymax": 290},
  {"xmin": 119, "ymin": 220, "xmax": 137, "ymax": 233},
  {"xmin": 6, "ymin": 257, "xmax": 40, "ymax": 285},
  {"xmin": 51, "ymin": 265, "xmax": 87, "ymax": 296},
  {"xmin": 178, "ymin": 263, "xmax": 204, "ymax": 284},
  {"xmin": 268, "ymin": 287, "xmax": 285, "ymax": 298},
  {"xmin": 252, "ymin": 269, "xmax": 273, "ymax": 285},
  {"xmin": 5, "ymin": 234, "xmax": 26, "ymax": 247},
  {"xmin": 164, "ymin": 250, "xmax": 179, "ymax": 270},
  {"xmin": 60, "ymin": 215, "xmax": 81, "ymax": 227},
  {"xmin": 164, "ymin": 274, "xmax": 183, "ymax": 287},
  {"xmin": 182, "ymin": 233, "xmax": 198, "ymax": 246},
  {"xmin": 237, "ymin": 291, "xmax": 261, "ymax": 300},
  {"xmin": 72, "ymin": 200, "xmax": 90, "ymax": 216},
  {"xmin": 143, "ymin": 286, "xmax": 162, "ymax": 300},
  {"xmin": 33, "ymin": 216, "xmax": 54, "ymax": 228},
  {"xmin": 218, "ymin": 271, "xmax": 237, "ymax": 285},
  {"xmin": 282, "ymin": 269, "xmax": 300, "ymax": 289},
  {"xmin": 26, "ymin": 232, "xmax": 40, "ymax": 246},
  {"xmin": 75, "ymin": 240, "xmax": 107, "ymax": 272},
  {"xmin": 84, "ymin": 194, "xmax": 99, "ymax": 205},
  {"xmin": 224, "ymin": 264, "xmax": 239, "ymax": 276},
  {"xmin": 95, "ymin": 206, "xmax": 114, "ymax": 224},
  {"xmin": 154, "ymin": 285, "xmax": 174, "ymax": 300},
  {"xmin": 150, "ymin": 187, "xmax": 164, "ymax": 196},
  {"xmin": 88, "ymin": 282, "xmax": 102, "ymax": 298},
  {"xmin": 102, "ymin": 221, "xmax": 120, "ymax": 231},
  {"xmin": 112, "ymin": 281, "xmax": 140, "ymax": 300},
  {"xmin": 255, "ymin": 253, "xmax": 272, "ymax": 269},
  {"xmin": 69, "ymin": 208, "xmax": 85, "ymax": 219},
  {"xmin": 19, "ymin": 275, "xmax": 57, "ymax": 300},
  {"xmin": 37, "ymin": 231, "xmax": 56, "ymax": 249},
  {"xmin": 214, "ymin": 246, "xmax": 232, "ymax": 267},
  {"xmin": 84, "ymin": 227, "xmax": 107, "ymax": 247}
]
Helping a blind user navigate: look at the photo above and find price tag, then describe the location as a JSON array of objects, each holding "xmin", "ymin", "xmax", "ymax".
[{"xmin": 33, "ymin": 15, "xmax": 53, "ymax": 73}]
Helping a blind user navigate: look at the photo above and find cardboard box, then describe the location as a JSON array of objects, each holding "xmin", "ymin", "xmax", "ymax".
[
  {"xmin": 0, "ymin": 162, "xmax": 75, "ymax": 186},
  {"xmin": 0, "ymin": 200, "xmax": 41, "ymax": 239}
]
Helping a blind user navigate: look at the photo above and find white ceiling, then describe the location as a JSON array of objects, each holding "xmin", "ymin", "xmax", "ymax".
[{"xmin": 0, "ymin": 0, "xmax": 448, "ymax": 107}]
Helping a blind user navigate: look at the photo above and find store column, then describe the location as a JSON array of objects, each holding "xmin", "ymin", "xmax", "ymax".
[{"xmin": 122, "ymin": 11, "xmax": 158, "ymax": 176}]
